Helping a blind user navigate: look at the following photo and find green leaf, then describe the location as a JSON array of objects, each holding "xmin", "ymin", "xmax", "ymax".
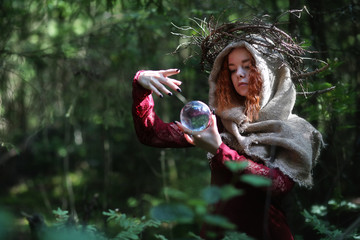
[
  {"xmin": 188, "ymin": 232, "xmax": 203, "ymax": 239},
  {"xmin": 154, "ymin": 234, "xmax": 169, "ymax": 240},
  {"xmin": 52, "ymin": 207, "xmax": 68, "ymax": 216},
  {"xmin": 115, "ymin": 232, "xmax": 139, "ymax": 240},
  {"xmin": 150, "ymin": 203, "xmax": 194, "ymax": 223},
  {"xmin": 225, "ymin": 161, "xmax": 248, "ymax": 172},
  {"xmin": 221, "ymin": 185, "xmax": 243, "ymax": 201},
  {"xmin": 164, "ymin": 187, "xmax": 188, "ymax": 200},
  {"xmin": 240, "ymin": 174, "xmax": 272, "ymax": 187},
  {"xmin": 223, "ymin": 231, "xmax": 255, "ymax": 240},
  {"xmin": 203, "ymin": 214, "xmax": 236, "ymax": 230},
  {"xmin": 201, "ymin": 186, "xmax": 222, "ymax": 204}
]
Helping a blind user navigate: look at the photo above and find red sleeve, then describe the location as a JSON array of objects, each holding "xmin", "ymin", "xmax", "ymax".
[
  {"xmin": 132, "ymin": 71, "xmax": 191, "ymax": 148},
  {"xmin": 211, "ymin": 143, "xmax": 294, "ymax": 195}
]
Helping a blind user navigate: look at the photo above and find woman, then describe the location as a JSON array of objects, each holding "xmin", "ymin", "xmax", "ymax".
[{"xmin": 132, "ymin": 39, "xmax": 322, "ymax": 239}]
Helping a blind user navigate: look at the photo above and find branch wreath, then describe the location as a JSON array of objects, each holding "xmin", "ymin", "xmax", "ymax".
[{"xmin": 171, "ymin": 11, "xmax": 334, "ymax": 96}]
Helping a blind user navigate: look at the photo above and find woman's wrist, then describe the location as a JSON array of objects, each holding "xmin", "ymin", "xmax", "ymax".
[
  {"xmin": 134, "ymin": 70, "xmax": 145, "ymax": 81},
  {"xmin": 209, "ymin": 137, "xmax": 223, "ymax": 155}
]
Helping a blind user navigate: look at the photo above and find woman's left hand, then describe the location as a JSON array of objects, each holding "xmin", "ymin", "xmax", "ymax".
[{"xmin": 175, "ymin": 114, "xmax": 222, "ymax": 154}]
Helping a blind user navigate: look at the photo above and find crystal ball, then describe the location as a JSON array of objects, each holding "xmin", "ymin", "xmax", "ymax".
[{"xmin": 180, "ymin": 101, "xmax": 211, "ymax": 132}]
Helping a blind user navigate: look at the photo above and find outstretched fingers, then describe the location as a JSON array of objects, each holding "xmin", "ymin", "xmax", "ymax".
[
  {"xmin": 149, "ymin": 83, "xmax": 164, "ymax": 98},
  {"xmin": 138, "ymin": 69, "xmax": 182, "ymax": 98},
  {"xmin": 159, "ymin": 69, "xmax": 182, "ymax": 93},
  {"xmin": 161, "ymin": 69, "xmax": 181, "ymax": 77},
  {"xmin": 150, "ymin": 76, "xmax": 174, "ymax": 97}
]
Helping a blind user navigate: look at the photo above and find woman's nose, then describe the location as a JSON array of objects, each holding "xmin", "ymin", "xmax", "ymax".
[{"xmin": 236, "ymin": 67, "xmax": 246, "ymax": 78}]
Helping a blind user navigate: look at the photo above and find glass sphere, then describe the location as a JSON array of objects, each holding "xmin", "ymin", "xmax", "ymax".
[{"xmin": 180, "ymin": 101, "xmax": 211, "ymax": 132}]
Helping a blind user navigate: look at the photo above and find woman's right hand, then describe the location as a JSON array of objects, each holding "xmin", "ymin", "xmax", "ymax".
[
  {"xmin": 175, "ymin": 113, "xmax": 223, "ymax": 155},
  {"xmin": 138, "ymin": 69, "xmax": 182, "ymax": 98}
]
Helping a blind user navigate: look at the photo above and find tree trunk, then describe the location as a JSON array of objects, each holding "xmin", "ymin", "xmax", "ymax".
[{"xmin": 305, "ymin": 0, "xmax": 339, "ymax": 202}]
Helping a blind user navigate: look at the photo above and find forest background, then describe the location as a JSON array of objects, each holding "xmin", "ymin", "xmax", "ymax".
[{"xmin": 0, "ymin": 0, "xmax": 359, "ymax": 239}]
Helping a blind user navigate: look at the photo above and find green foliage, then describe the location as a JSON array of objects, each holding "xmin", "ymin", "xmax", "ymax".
[
  {"xmin": 224, "ymin": 161, "xmax": 248, "ymax": 172},
  {"xmin": 203, "ymin": 214, "xmax": 236, "ymax": 230},
  {"xmin": 219, "ymin": 185, "xmax": 244, "ymax": 201},
  {"xmin": 239, "ymin": 174, "xmax": 272, "ymax": 187},
  {"xmin": 43, "ymin": 228, "xmax": 107, "ymax": 240},
  {"xmin": 150, "ymin": 203, "xmax": 194, "ymax": 223},
  {"xmin": 225, "ymin": 161, "xmax": 272, "ymax": 188},
  {"xmin": 37, "ymin": 208, "xmax": 107, "ymax": 240},
  {"xmin": 150, "ymin": 184, "xmax": 241, "ymax": 232},
  {"xmin": 149, "ymin": 181, "xmax": 249, "ymax": 238},
  {"xmin": 222, "ymin": 231, "xmax": 255, "ymax": 240},
  {"xmin": 52, "ymin": 208, "xmax": 70, "ymax": 227},
  {"xmin": 201, "ymin": 186, "xmax": 222, "ymax": 204},
  {"xmin": 302, "ymin": 199, "xmax": 360, "ymax": 240},
  {"xmin": 20, "ymin": 208, "xmax": 163, "ymax": 240},
  {"xmin": 103, "ymin": 209, "xmax": 162, "ymax": 239},
  {"xmin": 303, "ymin": 209, "xmax": 343, "ymax": 239},
  {"xmin": 201, "ymin": 185, "xmax": 243, "ymax": 204}
]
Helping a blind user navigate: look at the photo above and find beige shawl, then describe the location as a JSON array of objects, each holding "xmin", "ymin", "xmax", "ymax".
[{"xmin": 208, "ymin": 41, "xmax": 323, "ymax": 187}]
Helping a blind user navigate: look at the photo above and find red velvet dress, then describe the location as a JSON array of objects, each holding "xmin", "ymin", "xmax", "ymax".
[{"xmin": 132, "ymin": 71, "xmax": 295, "ymax": 240}]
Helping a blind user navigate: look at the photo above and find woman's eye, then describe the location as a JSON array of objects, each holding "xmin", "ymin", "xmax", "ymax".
[
  {"xmin": 244, "ymin": 66, "xmax": 250, "ymax": 70},
  {"xmin": 229, "ymin": 69, "xmax": 236, "ymax": 74}
]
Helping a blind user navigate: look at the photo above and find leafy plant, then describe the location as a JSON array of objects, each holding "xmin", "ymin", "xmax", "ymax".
[
  {"xmin": 302, "ymin": 209, "xmax": 343, "ymax": 239},
  {"xmin": 302, "ymin": 199, "xmax": 360, "ymax": 240},
  {"xmin": 22, "ymin": 208, "xmax": 163, "ymax": 240},
  {"xmin": 148, "ymin": 160, "xmax": 270, "ymax": 239},
  {"xmin": 103, "ymin": 209, "xmax": 161, "ymax": 240}
]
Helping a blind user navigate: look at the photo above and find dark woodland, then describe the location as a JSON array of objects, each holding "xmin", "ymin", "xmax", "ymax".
[{"xmin": 0, "ymin": 0, "xmax": 359, "ymax": 239}]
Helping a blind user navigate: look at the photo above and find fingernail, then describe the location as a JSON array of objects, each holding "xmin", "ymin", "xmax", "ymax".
[
  {"xmin": 168, "ymin": 92, "xmax": 173, "ymax": 96},
  {"xmin": 176, "ymin": 88, "xmax": 182, "ymax": 93},
  {"xmin": 159, "ymin": 94, "xmax": 164, "ymax": 98}
]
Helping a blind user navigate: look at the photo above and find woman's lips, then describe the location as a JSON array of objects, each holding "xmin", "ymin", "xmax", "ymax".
[{"xmin": 238, "ymin": 82, "xmax": 248, "ymax": 86}]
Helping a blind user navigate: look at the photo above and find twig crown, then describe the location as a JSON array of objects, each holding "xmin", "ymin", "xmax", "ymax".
[{"xmin": 172, "ymin": 12, "xmax": 329, "ymax": 92}]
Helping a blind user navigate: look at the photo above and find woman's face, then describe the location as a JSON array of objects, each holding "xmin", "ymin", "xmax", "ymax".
[{"xmin": 228, "ymin": 47, "xmax": 253, "ymax": 97}]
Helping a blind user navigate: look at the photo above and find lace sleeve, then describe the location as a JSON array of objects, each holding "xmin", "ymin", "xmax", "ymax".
[
  {"xmin": 132, "ymin": 71, "xmax": 191, "ymax": 148},
  {"xmin": 210, "ymin": 143, "xmax": 294, "ymax": 195}
]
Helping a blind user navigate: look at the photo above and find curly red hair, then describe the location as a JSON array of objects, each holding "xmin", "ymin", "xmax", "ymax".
[{"xmin": 215, "ymin": 47, "xmax": 263, "ymax": 122}]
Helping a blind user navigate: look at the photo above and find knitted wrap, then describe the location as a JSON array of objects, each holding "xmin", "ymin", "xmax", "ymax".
[{"xmin": 208, "ymin": 41, "xmax": 323, "ymax": 187}]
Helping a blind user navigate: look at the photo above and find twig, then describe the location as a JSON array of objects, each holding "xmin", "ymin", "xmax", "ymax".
[
  {"xmin": 336, "ymin": 216, "xmax": 360, "ymax": 240},
  {"xmin": 297, "ymin": 86, "xmax": 336, "ymax": 97},
  {"xmin": 293, "ymin": 62, "xmax": 329, "ymax": 80}
]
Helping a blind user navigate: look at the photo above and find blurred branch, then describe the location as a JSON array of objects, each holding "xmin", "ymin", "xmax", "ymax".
[
  {"xmin": 297, "ymin": 86, "xmax": 336, "ymax": 98},
  {"xmin": 0, "ymin": 128, "xmax": 43, "ymax": 165},
  {"xmin": 0, "ymin": 148, "xmax": 19, "ymax": 165},
  {"xmin": 337, "ymin": 216, "xmax": 360, "ymax": 240},
  {"xmin": 293, "ymin": 61, "xmax": 329, "ymax": 80}
]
